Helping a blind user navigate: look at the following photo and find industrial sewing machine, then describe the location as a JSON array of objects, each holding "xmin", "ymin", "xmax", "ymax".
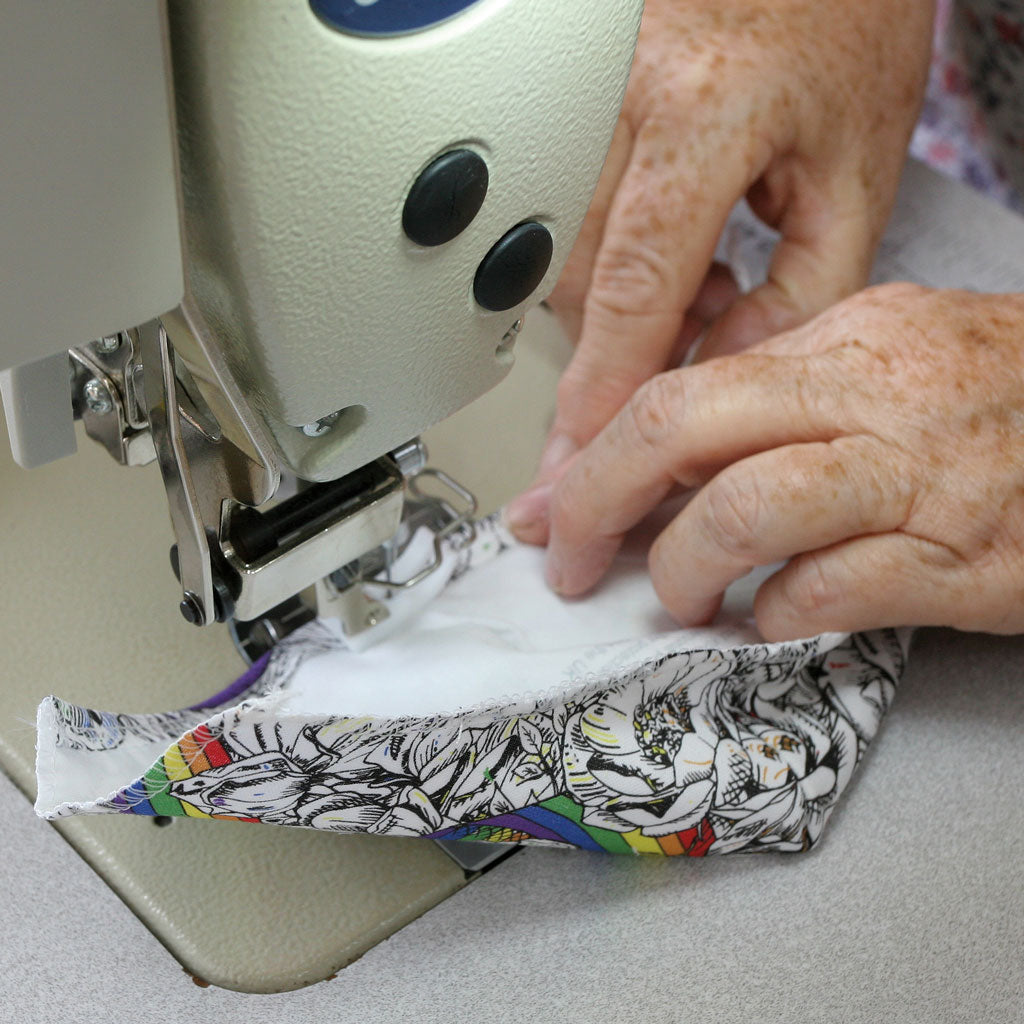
[
  {"xmin": 5, "ymin": 6, "xmax": 1024, "ymax": 1008},
  {"xmin": 0, "ymin": 0, "xmax": 642, "ymax": 985},
  {"xmin": 1, "ymin": 0, "xmax": 642, "ymax": 663}
]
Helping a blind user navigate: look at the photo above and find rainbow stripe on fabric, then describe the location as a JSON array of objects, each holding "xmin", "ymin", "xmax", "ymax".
[
  {"xmin": 111, "ymin": 725, "xmax": 258, "ymax": 822},
  {"xmin": 429, "ymin": 796, "xmax": 716, "ymax": 857},
  {"xmin": 115, "ymin": 736, "xmax": 716, "ymax": 854}
]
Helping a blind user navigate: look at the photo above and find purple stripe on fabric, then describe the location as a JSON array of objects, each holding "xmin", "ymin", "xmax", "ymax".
[
  {"xmin": 187, "ymin": 651, "xmax": 271, "ymax": 711},
  {"xmin": 430, "ymin": 812, "xmax": 565, "ymax": 845},
  {"xmin": 484, "ymin": 812, "xmax": 567, "ymax": 844}
]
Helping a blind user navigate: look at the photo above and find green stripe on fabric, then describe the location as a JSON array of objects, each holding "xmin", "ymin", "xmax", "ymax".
[
  {"xmin": 143, "ymin": 761, "xmax": 185, "ymax": 817},
  {"xmin": 539, "ymin": 795, "xmax": 633, "ymax": 854}
]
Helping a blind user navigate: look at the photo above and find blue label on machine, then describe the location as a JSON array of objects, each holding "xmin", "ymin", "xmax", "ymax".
[{"xmin": 310, "ymin": 0, "xmax": 484, "ymax": 37}]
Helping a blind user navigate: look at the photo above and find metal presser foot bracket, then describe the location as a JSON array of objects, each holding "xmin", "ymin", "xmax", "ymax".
[
  {"xmin": 63, "ymin": 314, "xmax": 488, "ymax": 680},
  {"xmin": 139, "ymin": 317, "xmax": 277, "ymax": 628},
  {"xmin": 132, "ymin": 316, "xmax": 460, "ymax": 636},
  {"xmin": 230, "ymin": 465, "xmax": 478, "ymax": 662},
  {"xmin": 116, "ymin": 321, "xmax": 502, "ymax": 873}
]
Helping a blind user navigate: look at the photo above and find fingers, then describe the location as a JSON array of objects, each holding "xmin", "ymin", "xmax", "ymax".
[
  {"xmin": 544, "ymin": 354, "xmax": 844, "ymax": 595},
  {"xmin": 672, "ymin": 262, "xmax": 742, "ymax": 366},
  {"xmin": 547, "ymin": 123, "xmax": 757, "ymax": 456},
  {"xmin": 506, "ymin": 263, "xmax": 740, "ymax": 548},
  {"xmin": 753, "ymin": 533, "xmax": 969, "ymax": 641},
  {"xmin": 698, "ymin": 177, "xmax": 877, "ymax": 361},
  {"xmin": 646, "ymin": 438, "xmax": 909, "ymax": 625},
  {"xmin": 503, "ymin": 479, "xmax": 557, "ymax": 546},
  {"xmin": 547, "ymin": 116, "xmax": 635, "ymax": 344}
]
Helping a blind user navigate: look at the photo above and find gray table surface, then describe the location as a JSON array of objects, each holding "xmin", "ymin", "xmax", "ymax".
[{"xmin": 2, "ymin": 626, "xmax": 1021, "ymax": 1024}]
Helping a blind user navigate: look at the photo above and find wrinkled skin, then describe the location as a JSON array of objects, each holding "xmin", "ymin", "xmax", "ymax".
[
  {"xmin": 526, "ymin": 0, "xmax": 936, "ymax": 482},
  {"xmin": 536, "ymin": 285, "xmax": 1024, "ymax": 639},
  {"xmin": 501, "ymin": 0, "xmax": 1024, "ymax": 640}
]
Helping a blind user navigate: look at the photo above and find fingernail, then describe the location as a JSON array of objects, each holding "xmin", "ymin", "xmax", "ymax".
[
  {"xmin": 538, "ymin": 432, "xmax": 578, "ymax": 478},
  {"xmin": 504, "ymin": 483, "xmax": 553, "ymax": 537},
  {"xmin": 680, "ymin": 327, "xmax": 709, "ymax": 367},
  {"xmin": 545, "ymin": 549, "xmax": 565, "ymax": 594}
]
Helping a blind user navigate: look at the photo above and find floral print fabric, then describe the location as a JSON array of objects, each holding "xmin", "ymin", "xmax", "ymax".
[
  {"xmin": 911, "ymin": 0, "xmax": 1024, "ymax": 210},
  {"xmin": 35, "ymin": 518, "xmax": 908, "ymax": 857}
]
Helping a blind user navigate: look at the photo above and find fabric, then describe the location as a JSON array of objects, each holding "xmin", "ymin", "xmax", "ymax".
[
  {"xmin": 36, "ymin": 515, "xmax": 907, "ymax": 856},
  {"xmin": 911, "ymin": 0, "xmax": 1024, "ymax": 210},
  {"xmin": 48, "ymin": 8, "xmax": 1019, "ymax": 858}
]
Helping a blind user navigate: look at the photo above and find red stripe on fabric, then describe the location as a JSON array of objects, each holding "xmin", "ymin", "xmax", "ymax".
[
  {"xmin": 192, "ymin": 724, "xmax": 231, "ymax": 767},
  {"xmin": 680, "ymin": 818, "xmax": 716, "ymax": 857}
]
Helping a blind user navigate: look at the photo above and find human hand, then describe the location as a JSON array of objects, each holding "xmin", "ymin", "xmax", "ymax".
[
  {"xmin": 509, "ymin": 0, "xmax": 935, "ymax": 534},
  {"xmin": 533, "ymin": 285, "xmax": 1024, "ymax": 640}
]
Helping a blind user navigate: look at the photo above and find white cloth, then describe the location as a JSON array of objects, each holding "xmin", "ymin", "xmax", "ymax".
[{"xmin": 35, "ymin": 516, "xmax": 906, "ymax": 857}]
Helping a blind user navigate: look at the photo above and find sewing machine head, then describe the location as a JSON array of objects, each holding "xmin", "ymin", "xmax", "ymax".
[{"xmin": 0, "ymin": 0, "xmax": 641, "ymax": 657}]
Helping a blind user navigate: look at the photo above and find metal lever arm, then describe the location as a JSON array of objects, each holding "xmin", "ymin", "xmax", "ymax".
[{"xmin": 139, "ymin": 320, "xmax": 221, "ymax": 625}]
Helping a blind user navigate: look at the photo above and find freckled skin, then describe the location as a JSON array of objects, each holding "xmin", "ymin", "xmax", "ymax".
[
  {"xmin": 525, "ymin": 0, "xmax": 936, "ymax": 527},
  {"xmin": 542, "ymin": 284, "xmax": 1024, "ymax": 638},
  {"xmin": 506, "ymin": 0, "xmax": 1024, "ymax": 638}
]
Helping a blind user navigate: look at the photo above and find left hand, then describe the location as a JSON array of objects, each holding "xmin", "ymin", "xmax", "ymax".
[
  {"xmin": 530, "ymin": 284, "xmax": 1024, "ymax": 640},
  {"xmin": 509, "ymin": 0, "xmax": 934, "ymax": 529}
]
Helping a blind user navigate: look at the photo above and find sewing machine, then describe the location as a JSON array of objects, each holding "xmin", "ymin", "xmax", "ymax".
[
  {"xmin": 0, "ymin": 0, "xmax": 643, "ymax": 965},
  {"xmin": 4, "ymin": 3, "xmax": 1022, "ymax": 1013},
  {"xmin": 1, "ymin": 0, "xmax": 642, "ymax": 653}
]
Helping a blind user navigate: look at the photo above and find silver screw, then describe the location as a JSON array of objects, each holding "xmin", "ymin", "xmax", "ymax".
[
  {"xmin": 498, "ymin": 318, "xmax": 524, "ymax": 350},
  {"xmin": 390, "ymin": 438, "xmax": 428, "ymax": 479},
  {"xmin": 503, "ymin": 318, "xmax": 523, "ymax": 339},
  {"xmin": 95, "ymin": 335, "xmax": 120, "ymax": 354},
  {"xmin": 301, "ymin": 413, "xmax": 338, "ymax": 438},
  {"xmin": 83, "ymin": 378, "xmax": 113, "ymax": 415}
]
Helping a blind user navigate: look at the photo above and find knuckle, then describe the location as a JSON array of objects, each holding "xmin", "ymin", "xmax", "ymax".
[
  {"xmin": 589, "ymin": 236, "xmax": 677, "ymax": 315},
  {"xmin": 815, "ymin": 324, "xmax": 907, "ymax": 398},
  {"xmin": 624, "ymin": 373, "xmax": 686, "ymax": 453},
  {"xmin": 831, "ymin": 435, "xmax": 902, "ymax": 521},
  {"xmin": 859, "ymin": 281, "xmax": 928, "ymax": 308},
  {"xmin": 700, "ymin": 471, "xmax": 766, "ymax": 559},
  {"xmin": 780, "ymin": 554, "xmax": 841, "ymax": 619},
  {"xmin": 816, "ymin": 283, "xmax": 926, "ymax": 350},
  {"xmin": 788, "ymin": 365, "xmax": 830, "ymax": 424}
]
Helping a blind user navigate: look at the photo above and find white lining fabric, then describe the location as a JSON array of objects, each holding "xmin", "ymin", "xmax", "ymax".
[{"xmin": 35, "ymin": 516, "xmax": 906, "ymax": 856}]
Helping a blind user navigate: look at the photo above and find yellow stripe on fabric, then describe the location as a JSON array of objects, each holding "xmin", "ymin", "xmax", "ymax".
[
  {"xmin": 181, "ymin": 801, "xmax": 211, "ymax": 819},
  {"xmin": 622, "ymin": 829, "xmax": 663, "ymax": 855},
  {"xmin": 162, "ymin": 743, "xmax": 192, "ymax": 782}
]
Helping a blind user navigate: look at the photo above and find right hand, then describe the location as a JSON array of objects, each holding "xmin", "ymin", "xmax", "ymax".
[{"xmin": 508, "ymin": 0, "xmax": 936, "ymax": 541}]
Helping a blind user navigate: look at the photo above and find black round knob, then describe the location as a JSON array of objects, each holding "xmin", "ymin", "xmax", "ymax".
[
  {"xmin": 474, "ymin": 221, "xmax": 553, "ymax": 312},
  {"xmin": 402, "ymin": 149, "xmax": 489, "ymax": 247}
]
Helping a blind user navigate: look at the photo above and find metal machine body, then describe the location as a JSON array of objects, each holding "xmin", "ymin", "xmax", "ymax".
[{"xmin": 0, "ymin": 0, "xmax": 641, "ymax": 643}]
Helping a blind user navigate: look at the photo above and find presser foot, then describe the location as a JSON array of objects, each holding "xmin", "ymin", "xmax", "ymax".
[{"xmin": 226, "ymin": 466, "xmax": 477, "ymax": 665}]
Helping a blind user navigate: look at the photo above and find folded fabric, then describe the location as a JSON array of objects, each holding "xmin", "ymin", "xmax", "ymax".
[{"xmin": 36, "ymin": 515, "xmax": 906, "ymax": 856}]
